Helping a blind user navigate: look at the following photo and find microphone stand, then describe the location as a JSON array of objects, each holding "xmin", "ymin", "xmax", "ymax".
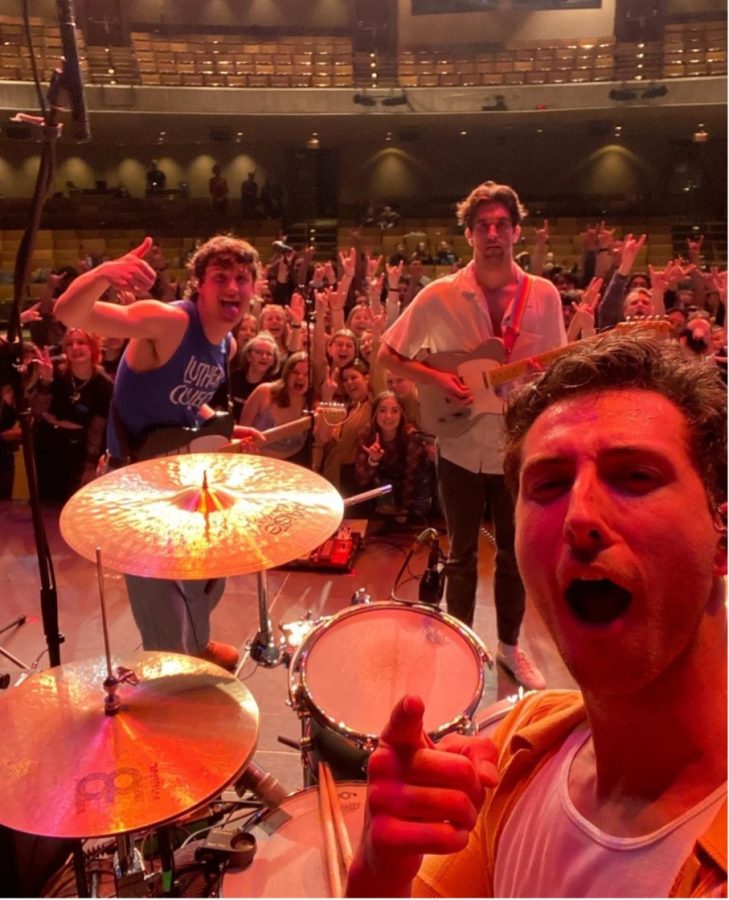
[
  {"xmin": 4, "ymin": 65, "xmax": 75, "ymax": 668},
  {"xmin": 297, "ymin": 279, "xmax": 318, "ymax": 470}
]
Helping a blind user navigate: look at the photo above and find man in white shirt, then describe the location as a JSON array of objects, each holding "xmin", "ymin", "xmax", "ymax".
[{"xmin": 379, "ymin": 181, "xmax": 566, "ymax": 690}]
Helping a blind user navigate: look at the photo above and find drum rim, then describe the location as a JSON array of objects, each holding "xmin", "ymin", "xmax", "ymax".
[
  {"xmin": 289, "ymin": 601, "xmax": 489, "ymax": 746},
  {"xmin": 240, "ymin": 779, "xmax": 367, "ymax": 833},
  {"xmin": 220, "ymin": 781, "xmax": 367, "ymax": 896}
]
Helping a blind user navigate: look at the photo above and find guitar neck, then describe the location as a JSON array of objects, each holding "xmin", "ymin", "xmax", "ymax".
[
  {"xmin": 488, "ymin": 344, "xmax": 571, "ymax": 388},
  {"xmin": 223, "ymin": 415, "xmax": 314, "ymax": 452},
  {"xmin": 488, "ymin": 319, "xmax": 670, "ymax": 389}
]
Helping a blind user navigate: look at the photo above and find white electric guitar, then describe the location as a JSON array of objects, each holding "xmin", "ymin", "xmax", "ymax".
[{"xmin": 419, "ymin": 318, "xmax": 670, "ymax": 439}]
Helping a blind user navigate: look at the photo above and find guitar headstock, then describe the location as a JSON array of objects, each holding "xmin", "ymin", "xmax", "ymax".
[
  {"xmin": 618, "ymin": 315, "xmax": 671, "ymax": 340},
  {"xmin": 317, "ymin": 401, "xmax": 348, "ymax": 426}
]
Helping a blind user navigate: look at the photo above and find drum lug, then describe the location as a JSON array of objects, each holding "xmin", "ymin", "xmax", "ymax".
[
  {"xmin": 350, "ymin": 587, "xmax": 371, "ymax": 605},
  {"xmin": 458, "ymin": 716, "xmax": 475, "ymax": 735},
  {"xmin": 289, "ymin": 685, "xmax": 304, "ymax": 710}
]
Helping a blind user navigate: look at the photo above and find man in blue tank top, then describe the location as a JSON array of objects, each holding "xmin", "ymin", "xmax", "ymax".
[{"xmin": 55, "ymin": 235, "xmax": 263, "ymax": 669}]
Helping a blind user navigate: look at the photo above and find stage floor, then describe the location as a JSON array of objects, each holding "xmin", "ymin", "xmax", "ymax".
[{"xmin": 0, "ymin": 498, "xmax": 576, "ymax": 796}]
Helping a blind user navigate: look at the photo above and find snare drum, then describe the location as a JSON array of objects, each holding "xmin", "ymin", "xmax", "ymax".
[
  {"xmin": 220, "ymin": 782, "xmax": 366, "ymax": 898},
  {"xmin": 289, "ymin": 602, "xmax": 489, "ymax": 748}
]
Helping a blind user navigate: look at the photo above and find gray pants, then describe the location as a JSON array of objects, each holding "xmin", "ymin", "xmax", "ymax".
[{"xmin": 125, "ymin": 574, "xmax": 225, "ymax": 654}]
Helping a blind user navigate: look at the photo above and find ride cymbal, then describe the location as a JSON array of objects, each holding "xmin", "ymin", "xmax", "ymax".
[
  {"xmin": 0, "ymin": 652, "xmax": 259, "ymax": 838},
  {"xmin": 60, "ymin": 453, "xmax": 344, "ymax": 579}
]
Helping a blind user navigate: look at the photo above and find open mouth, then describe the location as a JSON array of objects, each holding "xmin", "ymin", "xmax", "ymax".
[
  {"xmin": 565, "ymin": 579, "xmax": 632, "ymax": 626},
  {"xmin": 220, "ymin": 300, "xmax": 241, "ymax": 317}
]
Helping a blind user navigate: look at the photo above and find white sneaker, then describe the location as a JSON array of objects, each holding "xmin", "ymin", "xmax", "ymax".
[{"xmin": 496, "ymin": 642, "xmax": 546, "ymax": 691}]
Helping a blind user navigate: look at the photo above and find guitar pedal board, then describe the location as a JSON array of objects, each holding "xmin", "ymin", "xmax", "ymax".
[{"xmin": 280, "ymin": 519, "xmax": 367, "ymax": 572}]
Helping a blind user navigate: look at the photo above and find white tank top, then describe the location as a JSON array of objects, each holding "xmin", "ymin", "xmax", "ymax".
[{"xmin": 494, "ymin": 728, "xmax": 725, "ymax": 897}]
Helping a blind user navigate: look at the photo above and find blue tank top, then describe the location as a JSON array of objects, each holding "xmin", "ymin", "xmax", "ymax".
[{"xmin": 107, "ymin": 299, "xmax": 231, "ymax": 459}]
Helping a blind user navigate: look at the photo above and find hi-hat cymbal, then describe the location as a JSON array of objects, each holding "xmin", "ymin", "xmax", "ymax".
[
  {"xmin": 0, "ymin": 652, "xmax": 259, "ymax": 838},
  {"xmin": 60, "ymin": 453, "xmax": 344, "ymax": 579}
]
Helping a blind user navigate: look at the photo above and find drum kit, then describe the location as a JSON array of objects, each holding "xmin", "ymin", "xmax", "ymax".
[{"xmin": 0, "ymin": 452, "xmax": 495, "ymax": 898}]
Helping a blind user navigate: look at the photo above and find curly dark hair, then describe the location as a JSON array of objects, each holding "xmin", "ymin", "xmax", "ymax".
[
  {"xmin": 455, "ymin": 180, "xmax": 527, "ymax": 230},
  {"xmin": 188, "ymin": 234, "xmax": 260, "ymax": 283},
  {"xmin": 503, "ymin": 332, "xmax": 727, "ymax": 509}
]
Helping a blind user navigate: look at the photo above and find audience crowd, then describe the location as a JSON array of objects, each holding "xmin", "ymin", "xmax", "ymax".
[{"xmin": 0, "ymin": 217, "xmax": 725, "ymax": 513}]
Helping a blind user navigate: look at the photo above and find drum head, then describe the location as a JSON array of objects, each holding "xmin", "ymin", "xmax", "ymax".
[
  {"xmin": 299, "ymin": 604, "xmax": 484, "ymax": 743},
  {"xmin": 221, "ymin": 783, "xmax": 366, "ymax": 898}
]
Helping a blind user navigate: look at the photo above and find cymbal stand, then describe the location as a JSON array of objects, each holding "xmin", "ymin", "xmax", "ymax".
[
  {"xmin": 113, "ymin": 832, "xmax": 145, "ymax": 897},
  {"xmin": 95, "ymin": 548, "xmax": 120, "ymax": 715},
  {"xmin": 0, "ymin": 615, "xmax": 30, "ymax": 673},
  {"xmin": 248, "ymin": 570, "xmax": 283, "ymax": 667}
]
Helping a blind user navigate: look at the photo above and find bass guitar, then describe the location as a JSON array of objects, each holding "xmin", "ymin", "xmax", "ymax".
[{"xmin": 136, "ymin": 404, "xmax": 347, "ymax": 460}]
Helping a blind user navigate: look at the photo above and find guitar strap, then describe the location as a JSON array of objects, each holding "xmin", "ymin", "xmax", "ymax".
[{"xmin": 501, "ymin": 273, "xmax": 533, "ymax": 361}]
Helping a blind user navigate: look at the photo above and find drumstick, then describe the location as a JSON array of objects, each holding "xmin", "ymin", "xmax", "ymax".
[
  {"xmin": 321, "ymin": 762, "xmax": 353, "ymax": 872},
  {"xmin": 317, "ymin": 762, "xmax": 344, "ymax": 897}
]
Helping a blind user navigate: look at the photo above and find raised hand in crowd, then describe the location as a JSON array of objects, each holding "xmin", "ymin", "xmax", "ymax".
[
  {"xmin": 366, "ymin": 252, "xmax": 383, "ymax": 279},
  {"xmin": 386, "ymin": 259, "xmax": 403, "ymax": 290},
  {"xmin": 20, "ymin": 302, "xmax": 42, "ymax": 325},
  {"xmin": 704, "ymin": 266, "xmax": 727, "ymax": 307},
  {"xmin": 330, "ymin": 281, "xmax": 347, "ymax": 321},
  {"xmin": 339, "ymin": 246, "xmax": 357, "ymax": 280},
  {"xmin": 293, "ymin": 246, "xmax": 315, "ymax": 286},
  {"xmin": 686, "ymin": 233, "xmax": 704, "ymax": 265},
  {"xmin": 311, "ymin": 263, "xmax": 328, "ymax": 289},
  {"xmin": 362, "ymin": 430, "xmax": 385, "ymax": 466},
  {"xmin": 321, "ymin": 364, "xmax": 340, "ymax": 403},
  {"xmin": 346, "ymin": 696, "xmax": 498, "ymax": 898},
  {"xmin": 579, "ymin": 221, "xmax": 599, "ymax": 252},
  {"xmin": 617, "ymin": 232, "xmax": 647, "ymax": 276},
  {"xmin": 322, "ymin": 259, "xmax": 337, "ymax": 286},
  {"xmin": 289, "ymin": 291, "xmax": 305, "ymax": 326},
  {"xmin": 567, "ymin": 276, "xmax": 602, "ymax": 341},
  {"xmin": 596, "ymin": 220, "xmax": 616, "ymax": 252},
  {"xmin": 287, "ymin": 291, "xmax": 306, "ymax": 352},
  {"xmin": 35, "ymin": 345, "xmax": 55, "ymax": 385},
  {"xmin": 368, "ymin": 273, "xmax": 385, "ymax": 317},
  {"xmin": 314, "ymin": 286, "xmax": 331, "ymax": 320},
  {"xmin": 534, "ymin": 219, "xmax": 550, "ymax": 247}
]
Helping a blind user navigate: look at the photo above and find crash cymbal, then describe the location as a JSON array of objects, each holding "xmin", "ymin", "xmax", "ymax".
[
  {"xmin": 0, "ymin": 652, "xmax": 259, "ymax": 838},
  {"xmin": 60, "ymin": 453, "xmax": 344, "ymax": 579}
]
